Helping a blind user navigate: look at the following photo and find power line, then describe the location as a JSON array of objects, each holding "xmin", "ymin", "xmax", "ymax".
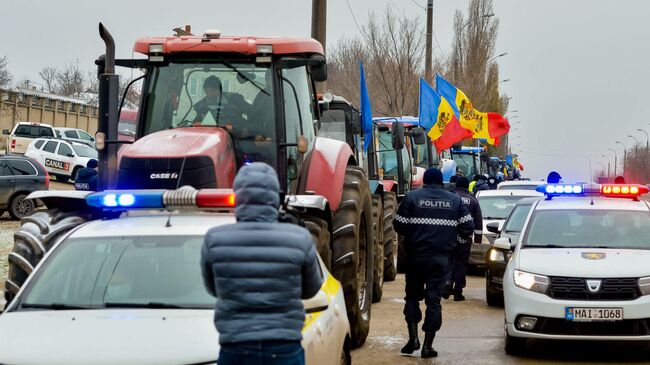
[
  {"xmin": 410, "ymin": 0, "xmax": 426, "ymax": 11},
  {"xmin": 345, "ymin": 0, "xmax": 366, "ymax": 41},
  {"xmin": 431, "ymin": 1, "xmax": 448, "ymax": 60}
]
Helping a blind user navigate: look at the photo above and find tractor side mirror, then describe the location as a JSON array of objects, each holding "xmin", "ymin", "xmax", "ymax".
[
  {"xmin": 309, "ymin": 55, "xmax": 327, "ymax": 82},
  {"xmin": 410, "ymin": 127, "xmax": 426, "ymax": 145},
  {"xmin": 391, "ymin": 123, "xmax": 405, "ymax": 150},
  {"xmin": 2, "ymin": 129, "xmax": 9, "ymax": 135}
]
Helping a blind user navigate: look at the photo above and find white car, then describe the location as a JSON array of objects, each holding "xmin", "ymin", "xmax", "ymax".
[
  {"xmin": 0, "ymin": 189, "xmax": 351, "ymax": 365},
  {"xmin": 2, "ymin": 122, "xmax": 56, "ymax": 154},
  {"xmin": 25, "ymin": 138, "xmax": 97, "ymax": 182},
  {"xmin": 55, "ymin": 127, "xmax": 96, "ymax": 148},
  {"xmin": 472, "ymin": 189, "xmax": 543, "ymax": 267},
  {"xmin": 500, "ymin": 183, "xmax": 650, "ymax": 355},
  {"xmin": 497, "ymin": 180, "xmax": 545, "ymax": 191}
]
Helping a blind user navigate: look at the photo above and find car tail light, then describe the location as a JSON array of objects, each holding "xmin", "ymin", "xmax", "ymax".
[{"xmin": 11, "ymin": 139, "xmax": 16, "ymax": 150}]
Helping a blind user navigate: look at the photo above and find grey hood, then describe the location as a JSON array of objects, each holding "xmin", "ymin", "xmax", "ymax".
[{"xmin": 234, "ymin": 162, "xmax": 280, "ymax": 222}]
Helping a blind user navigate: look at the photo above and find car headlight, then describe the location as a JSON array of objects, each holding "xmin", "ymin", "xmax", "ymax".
[
  {"xmin": 513, "ymin": 270, "xmax": 549, "ymax": 294},
  {"xmin": 488, "ymin": 249, "xmax": 505, "ymax": 263},
  {"xmin": 639, "ymin": 277, "xmax": 650, "ymax": 296}
]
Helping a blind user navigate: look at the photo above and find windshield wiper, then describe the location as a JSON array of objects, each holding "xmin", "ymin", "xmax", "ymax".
[
  {"xmin": 216, "ymin": 58, "xmax": 269, "ymax": 96},
  {"xmin": 104, "ymin": 302, "xmax": 192, "ymax": 309},
  {"xmin": 483, "ymin": 216, "xmax": 505, "ymax": 220},
  {"xmin": 21, "ymin": 303, "xmax": 91, "ymax": 310}
]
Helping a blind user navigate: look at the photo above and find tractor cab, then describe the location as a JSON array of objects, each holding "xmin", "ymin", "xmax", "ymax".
[{"xmin": 113, "ymin": 32, "xmax": 327, "ymax": 192}]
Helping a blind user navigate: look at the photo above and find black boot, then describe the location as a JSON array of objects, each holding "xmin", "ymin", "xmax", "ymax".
[
  {"xmin": 401, "ymin": 323, "xmax": 420, "ymax": 354},
  {"xmin": 421, "ymin": 332, "xmax": 438, "ymax": 358},
  {"xmin": 454, "ymin": 290, "xmax": 465, "ymax": 301}
]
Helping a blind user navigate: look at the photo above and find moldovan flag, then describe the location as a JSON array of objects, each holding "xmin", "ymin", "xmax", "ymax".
[
  {"xmin": 436, "ymin": 74, "xmax": 511, "ymax": 144},
  {"xmin": 418, "ymin": 78, "xmax": 472, "ymax": 152},
  {"xmin": 359, "ymin": 62, "xmax": 373, "ymax": 153}
]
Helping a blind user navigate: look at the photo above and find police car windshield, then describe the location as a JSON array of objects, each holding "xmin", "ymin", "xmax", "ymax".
[
  {"xmin": 72, "ymin": 145, "xmax": 97, "ymax": 158},
  {"xmin": 478, "ymin": 195, "xmax": 526, "ymax": 220},
  {"xmin": 524, "ymin": 210, "xmax": 650, "ymax": 249},
  {"xmin": 16, "ymin": 235, "xmax": 214, "ymax": 310}
]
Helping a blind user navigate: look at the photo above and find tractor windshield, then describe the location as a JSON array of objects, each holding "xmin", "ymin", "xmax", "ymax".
[{"xmin": 142, "ymin": 62, "xmax": 276, "ymax": 165}]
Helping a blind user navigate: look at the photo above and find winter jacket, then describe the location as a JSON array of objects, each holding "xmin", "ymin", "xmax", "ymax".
[
  {"xmin": 454, "ymin": 187, "xmax": 483, "ymax": 244},
  {"xmin": 74, "ymin": 168, "xmax": 97, "ymax": 191},
  {"xmin": 473, "ymin": 178, "xmax": 490, "ymax": 194},
  {"xmin": 394, "ymin": 184, "xmax": 474, "ymax": 257},
  {"xmin": 200, "ymin": 162, "xmax": 323, "ymax": 344}
]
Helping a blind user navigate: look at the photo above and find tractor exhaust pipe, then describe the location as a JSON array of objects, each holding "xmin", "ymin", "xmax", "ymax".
[{"xmin": 96, "ymin": 22, "xmax": 119, "ymax": 191}]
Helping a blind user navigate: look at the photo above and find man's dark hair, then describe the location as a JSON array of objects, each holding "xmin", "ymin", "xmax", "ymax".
[
  {"xmin": 203, "ymin": 76, "xmax": 222, "ymax": 90},
  {"xmin": 456, "ymin": 176, "xmax": 470, "ymax": 189}
]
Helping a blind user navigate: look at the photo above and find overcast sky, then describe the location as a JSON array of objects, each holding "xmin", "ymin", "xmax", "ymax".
[{"xmin": 2, "ymin": 0, "xmax": 649, "ymax": 182}]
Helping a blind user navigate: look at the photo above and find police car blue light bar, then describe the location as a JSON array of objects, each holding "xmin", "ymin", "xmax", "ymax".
[
  {"xmin": 86, "ymin": 188, "xmax": 236, "ymax": 209},
  {"xmin": 536, "ymin": 184, "xmax": 584, "ymax": 195}
]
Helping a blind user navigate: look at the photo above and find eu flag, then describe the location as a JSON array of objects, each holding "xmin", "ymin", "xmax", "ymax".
[{"xmin": 359, "ymin": 62, "xmax": 373, "ymax": 153}]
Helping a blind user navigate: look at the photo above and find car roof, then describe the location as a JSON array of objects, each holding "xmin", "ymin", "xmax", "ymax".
[
  {"xmin": 15, "ymin": 122, "xmax": 52, "ymax": 127},
  {"xmin": 32, "ymin": 137, "xmax": 88, "ymax": 147},
  {"xmin": 534, "ymin": 196, "xmax": 650, "ymax": 212},
  {"xmin": 476, "ymin": 190, "xmax": 544, "ymax": 198},
  {"xmin": 69, "ymin": 213, "xmax": 236, "ymax": 239}
]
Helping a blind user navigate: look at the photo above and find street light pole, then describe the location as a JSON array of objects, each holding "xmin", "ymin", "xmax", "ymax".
[
  {"xmin": 455, "ymin": 13, "xmax": 495, "ymax": 83},
  {"xmin": 601, "ymin": 154, "xmax": 611, "ymax": 177},
  {"xmin": 487, "ymin": 52, "xmax": 508, "ymax": 62},
  {"xmin": 615, "ymin": 141, "xmax": 627, "ymax": 178},
  {"xmin": 607, "ymin": 148, "xmax": 617, "ymax": 177},
  {"xmin": 637, "ymin": 128, "xmax": 649, "ymax": 150}
]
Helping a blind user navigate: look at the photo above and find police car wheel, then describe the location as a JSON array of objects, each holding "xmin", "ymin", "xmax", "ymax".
[
  {"xmin": 71, "ymin": 166, "xmax": 81, "ymax": 182},
  {"xmin": 382, "ymin": 191, "xmax": 398, "ymax": 281},
  {"xmin": 56, "ymin": 174, "xmax": 70, "ymax": 183},
  {"xmin": 371, "ymin": 193, "xmax": 384, "ymax": 303},
  {"xmin": 4, "ymin": 209, "xmax": 89, "ymax": 303},
  {"xmin": 332, "ymin": 166, "xmax": 374, "ymax": 349},
  {"xmin": 8, "ymin": 194, "xmax": 35, "ymax": 220}
]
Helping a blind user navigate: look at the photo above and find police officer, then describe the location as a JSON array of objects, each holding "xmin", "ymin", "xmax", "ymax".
[
  {"xmin": 394, "ymin": 168, "xmax": 474, "ymax": 358},
  {"xmin": 443, "ymin": 176, "xmax": 483, "ymax": 301},
  {"xmin": 74, "ymin": 159, "xmax": 98, "ymax": 191}
]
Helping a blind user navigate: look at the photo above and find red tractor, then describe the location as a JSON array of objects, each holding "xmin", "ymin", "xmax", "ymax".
[{"xmin": 5, "ymin": 25, "xmax": 376, "ymax": 348}]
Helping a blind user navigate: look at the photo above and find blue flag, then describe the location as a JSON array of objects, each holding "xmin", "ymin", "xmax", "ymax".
[{"xmin": 359, "ymin": 62, "xmax": 373, "ymax": 153}]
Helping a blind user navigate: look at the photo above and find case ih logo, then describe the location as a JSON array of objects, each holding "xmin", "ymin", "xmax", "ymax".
[
  {"xmin": 45, "ymin": 159, "xmax": 70, "ymax": 171},
  {"xmin": 149, "ymin": 172, "xmax": 179, "ymax": 180}
]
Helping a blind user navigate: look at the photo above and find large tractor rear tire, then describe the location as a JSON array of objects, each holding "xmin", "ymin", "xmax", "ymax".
[
  {"xmin": 331, "ymin": 166, "xmax": 374, "ymax": 349},
  {"xmin": 371, "ymin": 193, "xmax": 384, "ymax": 303},
  {"xmin": 383, "ymin": 191, "xmax": 398, "ymax": 281},
  {"xmin": 304, "ymin": 216, "xmax": 331, "ymax": 271},
  {"xmin": 4, "ymin": 209, "xmax": 89, "ymax": 304}
]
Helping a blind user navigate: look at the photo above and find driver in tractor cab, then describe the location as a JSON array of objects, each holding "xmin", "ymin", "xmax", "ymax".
[{"xmin": 193, "ymin": 76, "xmax": 227, "ymax": 125}]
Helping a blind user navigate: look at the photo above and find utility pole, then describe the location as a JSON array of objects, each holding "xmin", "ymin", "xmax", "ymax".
[
  {"xmin": 311, "ymin": 0, "xmax": 327, "ymax": 91},
  {"xmin": 424, "ymin": 0, "xmax": 434, "ymax": 83}
]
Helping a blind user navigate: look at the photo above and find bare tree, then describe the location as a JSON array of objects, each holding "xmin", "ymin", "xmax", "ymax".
[
  {"xmin": 39, "ymin": 67, "xmax": 58, "ymax": 93},
  {"xmin": 0, "ymin": 56, "xmax": 11, "ymax": 90},
  {"xmin": 55, "ymin": 61, "xmax": 86, "ymax": 98}
]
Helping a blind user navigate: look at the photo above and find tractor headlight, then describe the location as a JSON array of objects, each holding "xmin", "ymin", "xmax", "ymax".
[
  {"xmin": 639, "ymin": 277, "xmax": 650, "ymax": 296},
  {"xmin": 488, "ymin": 249, "xmax": 505, "ymax": 263},
  {"xmin": 514, "ymin": 270, "xmax": 549, "ymax": 294}
]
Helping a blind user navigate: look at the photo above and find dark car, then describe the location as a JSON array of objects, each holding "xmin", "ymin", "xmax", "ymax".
[
  {"xmin": 0, "ymin": 155, "xmax": 48, "ymax": 219},
  {"xmin": 484, "ymin": 197, "xmax": 540, "ymax": 306}
]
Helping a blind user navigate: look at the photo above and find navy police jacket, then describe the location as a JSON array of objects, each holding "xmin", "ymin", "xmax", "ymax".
[
  {"xmin": 394, "ymin": 184, "xmax": 474, "ymax": 256},
  {"xmin": 454, "ymin": 187, "xmax": 483, "ymax": 244}
]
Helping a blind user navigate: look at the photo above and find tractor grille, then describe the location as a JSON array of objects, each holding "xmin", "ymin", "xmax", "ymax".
[
  {"xmin": 548, "ymin": 277, "xmax": 640, "ymax": 301},
  {"xmin": 117, "ymin": 156, "xmax": 216, "ymax": 189}
]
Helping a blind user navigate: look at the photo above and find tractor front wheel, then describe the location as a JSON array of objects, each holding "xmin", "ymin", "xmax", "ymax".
[
  {"xmin": 382, "ymin": 191, "xmax": 398, "ymax": 281},
  {"xmin": 371, "ymin": 193, "xmax": 384, "ymax": 303},
  {"xmin": 331, "ymin": 166, "xmax": 374, "ymax": 349}
]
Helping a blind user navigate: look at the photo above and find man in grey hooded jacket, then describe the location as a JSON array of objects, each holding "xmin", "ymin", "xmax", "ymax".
[{"xmin": 201, "ymin": 162, "xmax": 323, "ymax": 365}]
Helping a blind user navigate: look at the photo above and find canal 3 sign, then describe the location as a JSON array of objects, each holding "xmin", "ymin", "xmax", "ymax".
[{"xmin": 45, "ymin": 158, "xmax": 70, "ymax": 171}]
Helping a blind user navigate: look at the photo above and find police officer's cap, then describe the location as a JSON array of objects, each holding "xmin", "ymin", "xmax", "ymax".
[{"xmin": 423, "ymin": 168, "xmax": 443, "ymax": 186}]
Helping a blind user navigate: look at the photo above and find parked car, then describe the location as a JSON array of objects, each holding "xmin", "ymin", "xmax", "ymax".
[
  {"xmin": 0, "ymin": 155, "xmax": 48, "ymax": 219},
  {"xmin": 25, "ymin": 138, "xmax": 97, "ymax": 182},
  {"xmin": 118, "ymin": 109, "xmax": 137, "ymax": 142},
  {"xmin": 2, "ymin": 122, "xmax": 56, "ymax": 154},
  {"xmin": 484, "ymin": 197, "xmax": 541, "ymax": 306},
  {"xmin": 55, "ymin": 127, "xmax": 95, "ymax": 148}
]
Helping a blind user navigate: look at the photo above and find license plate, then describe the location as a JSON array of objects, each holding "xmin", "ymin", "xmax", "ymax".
[{"xmin": 565, "ymin": 307, "xmax": 623, "ymax": 322}]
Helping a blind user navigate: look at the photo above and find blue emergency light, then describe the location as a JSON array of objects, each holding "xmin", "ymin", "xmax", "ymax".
[
  {"xmin": 86, "ymin": 189, "xmax": 236, "ymax": 209},
  {"xmin": 537, "ymin": 184, "xmax": 584, "ymax": 195}
]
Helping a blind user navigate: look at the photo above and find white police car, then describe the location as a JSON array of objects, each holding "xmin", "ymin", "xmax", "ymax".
[
  {"xmin": 500, "ymin": 183, "xmax": 650, "ymax": 355},
  {"xmin": 25, "ymin": 138, "xmax": 97, "ymax": 182},
  {"xmin": 0, "ymin": 189, "xmax": 351, "ymax": 365}
]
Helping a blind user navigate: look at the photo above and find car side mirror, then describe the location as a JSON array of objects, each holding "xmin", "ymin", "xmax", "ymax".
[
  {"xmin": 303, "ymin": 290, "xmax": 329, "ymax": 314},
  {"xmin": 391, "ymin": 123, "xmax": 405, "ymax": 150},
  {"xmin": 2, "ymin": 129, "xmax": 9, "ymax": 135},
  {"xmin": 493, "ymin": 237, "xmax": 511, "ymax": 250},
  {"xmin": 410, "ymin": 127, "xmax": 427, "ymax": 145},
  {"xmin": 486, "ymin": 222, "xmax": 501, "ymax": 234}
]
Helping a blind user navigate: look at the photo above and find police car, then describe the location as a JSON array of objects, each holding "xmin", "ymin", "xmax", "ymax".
[
  {"xmin": 0, "ymin": 189, "xmax": 351, "ymax": 365},
  {"xmin": 24, "ymin": 138, "xmax": 97, "ymax": 182},
  {"xmin": 500, "ymin": 182, "xmax": 650, "ymax": 355}
]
